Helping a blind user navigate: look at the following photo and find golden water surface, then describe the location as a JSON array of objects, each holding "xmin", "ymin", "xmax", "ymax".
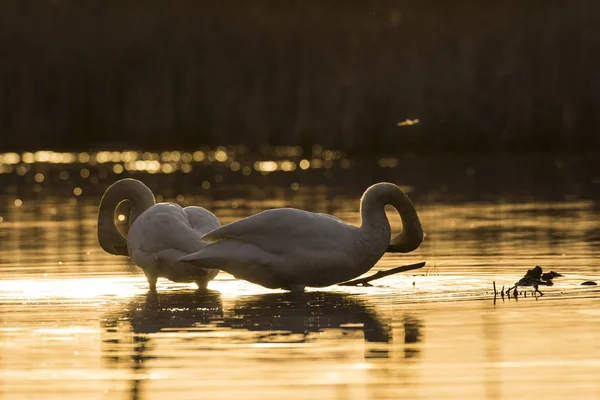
[{"xmin": 1, "ymin": 152, "xmax": 599, "ymax": 399}]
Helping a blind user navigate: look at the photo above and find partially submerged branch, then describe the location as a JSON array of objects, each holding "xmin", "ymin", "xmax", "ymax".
[
  {"xmin": 492, "ymin": 282, "xmax": 545, "ymax": 302},
  {"xmin": 338, "ymin": 262, "xmax": 426, "ymax": 287}
]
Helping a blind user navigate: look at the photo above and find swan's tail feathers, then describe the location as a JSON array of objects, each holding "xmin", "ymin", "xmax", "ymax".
[
  {"xmin": 179, "ymin": 250, "xmax": 224, "ymax": 269},
  {"xmin": 179, "ymin": 241, "xmax": 274, "ymax": 285},
  {"xmin": 178, "ymin": 241, "xmax": 243, "ymax": 269}
]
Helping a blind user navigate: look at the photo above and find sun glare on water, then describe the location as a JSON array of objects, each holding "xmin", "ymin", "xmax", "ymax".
[
  {"xmin": 0, "ymin": 275, "xmax": 283, "ymax": 301},
  {"xmin": 0, "ymin": 277, "xmax": 145, "ymax": 300}
]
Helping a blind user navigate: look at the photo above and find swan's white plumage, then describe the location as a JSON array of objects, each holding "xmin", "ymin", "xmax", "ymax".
[
  {"xmin": 192, "ymin": 208, "xmax": 362, "ymax": 289},
  {"xmin": 128, "ymin": 203, "xmax": 221, "ymax": 286},
  {"xmin": 180, "ymin": 183, "xmax": 423, "ymax": 291},
  {"xmin": 97, "ymin": 179, "xmax": 221, "ymax": 290}
]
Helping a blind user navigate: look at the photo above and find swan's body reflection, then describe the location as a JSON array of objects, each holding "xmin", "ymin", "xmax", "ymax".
[
  {"xmin": 102, "ymin": 292, "xmax": 406, "ymax": 400},
  {"xmin": 104, "ymin": 291, "xmax": 390, "ymax": 342},
  {"xmin": 128, "ymin": 290, "xmax": 224, "ymax": 334},
  {"xmin": 223, "ymin": 292, "xmax": 391, "ymax": 343},
  {"xmin": 102, "ymin": 290, "xmax": 224, "ymax": 400}
]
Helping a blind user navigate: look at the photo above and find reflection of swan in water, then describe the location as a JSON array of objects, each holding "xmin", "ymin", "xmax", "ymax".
[
  {"xmin": 101, "ymin": 290, "xmax": 224, "ymax": 400},
  {"xmin": 97, "ymin": 178, "xmax": 222, "ymax": 291},
  {"xmin": 103, "ymin": 289, "xmax": 224, "ymax": 334},
  {"xmin": 402, "ymin": 315, "xmax": 423, "ymax": 359},
  {"xmin": 102, "ymin": 291, "xmax": 389, "ymax": 342},
  {"xmin": 180, "ymin": 183, "xmax": 423, "ymax": 292},
  {"xmin": 101, "ymin": 292, "xmax": 420, "ymax": 399},
  {"xmin": 224, "ymin": 292, "xmax": 391, "ymax": 343}
]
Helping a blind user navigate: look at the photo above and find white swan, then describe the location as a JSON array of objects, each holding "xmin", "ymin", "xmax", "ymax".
[
  {"xmin": 179, "ymin": 182, "xmax": 423, "ymax": 292},
  {"xmin": 97, "ymin": 178, "xmax": 221, "ymax": 291}
]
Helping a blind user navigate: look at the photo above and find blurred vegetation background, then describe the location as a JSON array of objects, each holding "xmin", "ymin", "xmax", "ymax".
[{"xmin": 0, "ymin": 0, "xmax": 598, "ymax": 153}]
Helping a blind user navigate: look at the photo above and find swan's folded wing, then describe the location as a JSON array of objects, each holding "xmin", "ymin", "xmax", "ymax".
[
  {"xmin": 203, "ymin": 208, "xmax": 311, "ymax": 242},
  {"xmin": 200, "ymin": 208, "xmax": 357, "ymax": 254},
  {"xmin": 179, "ymin": 241, "xmax": 281, "ymax": 288}
]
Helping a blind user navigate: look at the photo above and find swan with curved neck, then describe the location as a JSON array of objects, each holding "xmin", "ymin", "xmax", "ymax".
[
  {"xmin": 179, "ymin": 182, "xmax": 423, "ymax": 292},
  {"xmin": 97, "ymin": 178, "xmax": 222, "ymax": 291}
]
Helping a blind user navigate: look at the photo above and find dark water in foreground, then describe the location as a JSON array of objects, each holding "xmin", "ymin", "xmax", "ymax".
[{"xmin": 0, "ymin": 151, "xmax": 599, "ymax": 399}]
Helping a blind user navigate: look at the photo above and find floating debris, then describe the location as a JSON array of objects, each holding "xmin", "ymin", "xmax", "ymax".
[
  {"xmin": 509, "ymin": 265, "xmax": 563, "ymax": 297},
  {"xmin": 541, "ymin": 271, "xmax": 563, "ymax": 281},
  {"xmin": 515, "ymin": 266, "xmax": 561, "ymax": 287},
  {"xmin": 493, "ymin": 265, "xmax": 563, "ymax": 302},
  {"xmin": 581, "ymin": 281, "xmax": 598, "ymax": 286},
  {"xmin": 339, "ymin": 262, "xmax": 426, "ymax": 286},
  {"xmin": 493, "ymin": 281, "xmax": 543, "ymax": 302}
]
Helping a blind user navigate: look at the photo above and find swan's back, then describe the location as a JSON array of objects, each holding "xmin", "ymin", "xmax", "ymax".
[
  {"xmin": 184, "ymin": 206, "xmax": 221, "ymax": 233},
  {"xmin": 187, "ymin": 208, "xmax": 370, "ymax": 287},
  {"xmin": 129, "ymin": 203, "xmax": 205, "ymax": 255},
  {"xmin": 202, "ymin": 208, "xmax": 358, "ymax": 254}
]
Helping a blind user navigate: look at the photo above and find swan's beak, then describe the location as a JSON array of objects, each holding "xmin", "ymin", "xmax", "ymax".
[
  {"xmin": 113, "ymin": 245, "xmax": 129, "ymax": 256},
  {"xmin": 387, "ymin": 230, "xmax": 424, "ymax": 253},
  {"xmin": 386, "ymin": 242, "xmax": 421, "ymax": 253}
]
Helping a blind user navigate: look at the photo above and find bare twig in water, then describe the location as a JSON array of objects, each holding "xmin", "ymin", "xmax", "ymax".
[
  {"xmin": 338, "ymin": 262, "xmax": 427, "ymax": 286},
  {"xmin": 501, "ymin": 283, "xmax": 544, "ymax": 300}
]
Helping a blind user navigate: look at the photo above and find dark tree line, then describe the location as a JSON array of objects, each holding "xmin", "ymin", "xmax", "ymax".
[{"xmin": 0, "ymin": 0, "xmax": 598, "ymax": 152}]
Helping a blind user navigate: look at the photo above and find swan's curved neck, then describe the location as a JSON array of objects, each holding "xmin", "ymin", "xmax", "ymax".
[
  {"xmin": 97, "ymin": 179, "xmax": 155, "ymax": 256},
  {"xmin": 359, "ymin": 183, "xmax": 423, "ymax": 253}
]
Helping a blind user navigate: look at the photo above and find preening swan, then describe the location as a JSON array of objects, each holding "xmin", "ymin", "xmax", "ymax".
[
  {"xmin": 179, "ymin": 182, "xmax": 423, "ymax": 292},
  {"xmin": 97, "ymin": 178, "xmax": 221, "ymax": 291}
]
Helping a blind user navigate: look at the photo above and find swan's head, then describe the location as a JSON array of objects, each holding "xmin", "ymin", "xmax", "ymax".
[
  {"xmin": 361, "ymin": 183, "xmax": 424, "ymax": 253},
  {"xmin": 97, "ymin": 237, "xmax": 129, "ymax": 256},
  {"xmin": 97, "ymin": 217, "xmax": 130, "ymax": 256},
  {"xmin": 386, "ymin": 230, "xmax": 423, "ymax": 253}
]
